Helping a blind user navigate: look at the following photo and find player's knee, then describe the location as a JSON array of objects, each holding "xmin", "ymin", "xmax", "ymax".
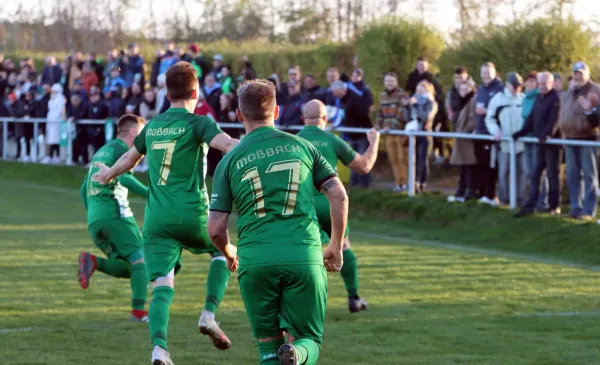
[
  {"xmin": 153, "ymin": 268, "xmax": 175, "ymax": 288},
  {"xmin": 127, "ymin": 249, "xmax": 144, "ymax": 266}
]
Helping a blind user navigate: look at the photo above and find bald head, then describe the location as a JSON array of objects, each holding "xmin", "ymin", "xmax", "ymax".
[{"xmin": 302, "ymin": 99, "xmax": 327, "ymax": 127}]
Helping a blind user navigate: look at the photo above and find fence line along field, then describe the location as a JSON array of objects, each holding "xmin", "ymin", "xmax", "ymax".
[{"xmin": 2, "ymin": 177, "xmax": 600, "ymax": 365}]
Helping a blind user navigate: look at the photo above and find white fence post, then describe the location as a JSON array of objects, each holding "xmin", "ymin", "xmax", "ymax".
[
  {"xmin": 408, "ymin": 132, "xmax": 416, "ymax": 196},
  {"xmin": 66, "ymin": 121, "xmax": 73, "ymax": 166},
  {"xmin": 509, "ymin": 138, "xmax": 517, "ymax": 209},
  {"xmin": 2, "ymin": 120, "xmax": 7, "ymax": 160},
  {"xmin": 32, "ymin": 120, "xmax": 39, "ymax": 163}
]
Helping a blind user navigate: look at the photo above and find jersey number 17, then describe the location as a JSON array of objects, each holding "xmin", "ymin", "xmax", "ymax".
[{"xmin": 241, "ymin": 159, "xmax": 301, "ymax": 218}]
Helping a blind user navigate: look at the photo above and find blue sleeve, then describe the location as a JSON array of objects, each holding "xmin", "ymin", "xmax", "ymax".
[{"xmin": 134, "ymin": 57, "xmax": 145, "ymax": 73}]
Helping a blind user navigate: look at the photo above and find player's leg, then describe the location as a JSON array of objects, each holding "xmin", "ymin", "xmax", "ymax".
[
  {"xmin": 238, "ymin": 266, "xmax": 285, "ymax": 364},
  {"xmin": 198, "ymin": 253, "xmax": 231, "ymax": 350},
  {"xmin": 341, "ymin": 237, "xmax": 367, "ymax": 313},
  {"xmin": 144, "ymin": 235, "xmax": 182, "ymax": 365},
  {"xmin": 279, "ymin": 264, "xmax": 328, "ymax": 365},
  {"xmin": 78, "ymin": 220, "xmax": 132, "ymax": 289}
]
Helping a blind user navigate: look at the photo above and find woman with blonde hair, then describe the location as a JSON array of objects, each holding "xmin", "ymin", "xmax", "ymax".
[{"xmin": 411, "ymin": 80, "xmax": 438, "ymax": 193}]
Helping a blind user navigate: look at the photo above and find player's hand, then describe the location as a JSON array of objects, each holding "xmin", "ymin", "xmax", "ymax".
[
  {"xmin": 323, "ymin": 245, "xmax": 343, "ymax": 272},
  {"xmin": 223, "ymin": 243, "xmax": 239, "ymax": 272},
  {"xmin": 366, "ymin": 128, "xmax": 380, "ymax": 144},
  {"xmin": 91, "ymin": 163, "xmax": 113, "ymax": 185}
]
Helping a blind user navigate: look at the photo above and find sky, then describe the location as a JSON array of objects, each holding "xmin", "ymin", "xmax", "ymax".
[{"xmin": 2, "ymin": 0, "xmax": 599, "ymax": 37}]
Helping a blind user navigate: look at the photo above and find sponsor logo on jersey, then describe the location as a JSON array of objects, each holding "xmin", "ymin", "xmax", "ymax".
[
  {"xmin": 147, "ymin": 127, "xmax": 186, "ymax": 137},
  {"xmin": 236, "ymin": 144, "xmax": 302, "ymax": 170}
]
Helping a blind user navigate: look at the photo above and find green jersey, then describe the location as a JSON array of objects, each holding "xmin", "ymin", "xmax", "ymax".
[
  {"xmin": 210, "ymin": 126, "xmax": 336, "ymax": 268},
  {"xmin": 133, "ymin": 108, "xmax": 223, "ymax": 225},
  {"xmin": 81, "ymin": 139, "xmax": 147, "ymax": 226},
  {"xmin": 296, "ymin": 126, "xmax": 356, "ymax": 194}
]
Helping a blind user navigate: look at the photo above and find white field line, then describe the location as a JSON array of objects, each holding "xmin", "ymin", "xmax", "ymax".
[
  {"xmin": 514, "ymin": 311, "xmax": 600, "ymax": 318},
  {"xmin": 0, "ymin": 327, "xmax": 32, "ymax": 334},
  {"xmin": 5, "ymin": 180, "xmax": 600, "ymax": 272}
]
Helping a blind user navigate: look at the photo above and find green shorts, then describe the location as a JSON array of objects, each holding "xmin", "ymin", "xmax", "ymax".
[
  {"xmin": 238, "ymin": 264, "xmax": 327, "ymax": 344},
  {"xmin": 143, "ymin": 213, "xmax": 220, "ymax": 281},
  {"xmin": 314, "ymin": 194, "xmax": 349, "ymax": 244},
  {"xmin": 88, "ymin": 217, "xmax": 143, "ymax": 262}
]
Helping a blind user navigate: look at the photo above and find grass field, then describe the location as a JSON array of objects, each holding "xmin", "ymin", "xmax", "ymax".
[{"xmin": 2, "ymin": 177, "xmax": 600, "ymax": 365}]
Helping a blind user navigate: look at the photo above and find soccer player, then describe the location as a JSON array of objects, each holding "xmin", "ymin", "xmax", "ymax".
[
  {"xmin": 297, "ymin": 99, "xmax": 380, "ymax": 313},
  {"xmin": 92, "ymin": 62, "xmax": 239, "ymax": 365},
  {"xmin": 78, "ymin": 114, "xmax": 150, "ymax": 322},
  {"xmin": 208, "ymin": 80, "xmax": 349, "ymax": 365}
]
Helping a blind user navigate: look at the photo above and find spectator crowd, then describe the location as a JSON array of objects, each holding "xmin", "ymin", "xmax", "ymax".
[{"xmin": 2, "ymin": 44, "xmax": 600, "ymax": 220}]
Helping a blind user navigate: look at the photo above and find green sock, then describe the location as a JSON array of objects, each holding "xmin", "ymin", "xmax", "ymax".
[
  {"xmin": 130, "ymin": 262, "xmax": 149, "ymax": 311},
  {"xmin": 293, "ymin": 339, "xmax": 321, "ymax": 365},
  {"xmin": 96, "ymin": 257, "xmax": 131, "ymax": 278},
  {"xmin": 149, "ymin": 286, "xmax": 174, "ymax": 350},
  {"xmin": 258, "ymin": 338, "xmax": 284, "ymax": 364},
  {"xmin": 340, "ymin": 249, "xmax": 359, "ymax": 297},
  {"xmin": 204, "ymin": 258, "xmax": 230, "ymax": 313}
]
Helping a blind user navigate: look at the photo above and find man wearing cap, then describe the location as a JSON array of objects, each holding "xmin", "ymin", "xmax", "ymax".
[
  {"xmin": 211, "ymin": 54, "xmax": 225, "ymax": 82},
  {"xmin": 558, "ymin": 62, "xmax": 600, "ymax": 220},
  {"xmin": 123, "ymin": 43, "xmax": 144, "ymax": 88},
  {"xmin": 485, "ymin": 72, "xmax": 526, "ymax": 206},
  {"xmin": 513, "ymin": 72, "xmax": 562, "ymax": 218}
]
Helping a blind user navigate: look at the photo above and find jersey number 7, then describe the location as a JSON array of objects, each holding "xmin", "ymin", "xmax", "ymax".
[
  {"xmin": 241, "ymin": 159, "xmax": 301, "ymax": 218},
  {"xmin": 151, "ymin": 140, "xmax": 176, "ymax": 185}
]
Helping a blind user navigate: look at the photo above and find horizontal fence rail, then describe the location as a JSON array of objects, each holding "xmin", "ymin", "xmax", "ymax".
[{"xmin": 3, "ymin": 117, "xmax": 600, "ymax": 209}]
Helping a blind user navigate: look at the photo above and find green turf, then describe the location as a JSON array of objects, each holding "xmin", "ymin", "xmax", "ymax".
[{"xmin": 2, "ymin": 177, "xmax": 600, "ymax": 364}]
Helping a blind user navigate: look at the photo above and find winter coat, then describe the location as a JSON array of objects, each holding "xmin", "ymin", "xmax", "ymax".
[
  {"xmin": 204, "ymin": 84, "xmax": 222, "ymax": 116},
  {"xmin": 450, "ymin": 92, "xmax": 477, "ymax": 166},
  {"xmin": 300, "ymin": 85, "xmax": 326, "ymax": 104},
  {"xmin": 81, "ymin": 72, "xmax": 99, "ymax": 93},
  {"xmin": 514, "ymin": 89, "xmax": 561, "ymax": 141},
  {"xmin": 521, "ymin": 88, "xmax": 540, "ymax": 121},
  {"xmin": 342, "ymin": 86, "xmax": 374, "ymax": 139},
  {"xmin": 124, "ymin": 54, "xmax": 145, "ymax": 87},
  {"xmin": 159, "ymin": 52, "xmax": 178, "ymax": 76},
  {"xmin": 41, "ymin": 65, "xmax": 62, "ymax": 86},
  {"xmin": 46, "ymin": 84, "xmax": 66, "ymax": 145},
  {"xmin": 411, "ymin": 94, "xmax": 438, "ymax": 131},
  {"xmin": 475, "ymin": 77, "xmax": 504, "ymax": 134},
  {"xmin": 139, "ymin": 100, "xmax": 157, "ymax": 121},
  {"xmin": 103, "ymin": 77, "xmax": 126, "ymax": 95},
  {"xmin": 376, "ymin": 88, "xmax": 409, "ymax": 130},
  {"xmin": 485, "ymin": 87, "xmax": 525, "ymax": 153},
  {"xmin": 280, "ymin": 93, "xmax": 304, "ymax": 127},
  {"xmin": 558, "ymin": 81, "xmax": 600, "ymax": 140}
]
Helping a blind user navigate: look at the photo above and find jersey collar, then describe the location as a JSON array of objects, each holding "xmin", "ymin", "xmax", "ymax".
[{"xmin": 166, "ymin": 107, "xmax": 188, "ymax": 113}]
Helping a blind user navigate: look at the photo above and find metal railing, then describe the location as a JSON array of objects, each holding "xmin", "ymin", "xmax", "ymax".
[{"xmin": 3, "ymin": 117, "xmax": 600, "ymax": 210}]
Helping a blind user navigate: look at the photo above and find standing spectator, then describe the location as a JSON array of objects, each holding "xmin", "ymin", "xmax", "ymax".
[
  {"xmin": 211, "ymin": 55, "xmax": 225, "ymax": 81},
  {"xmin": 86, "ymin": 52, "xmax": 104, "ymax": 83},
  {"xmin": 280, "ymin": 81, "xmax": 304, "ymax": 127},
  {"xmin": 280, "ymin": 65, "xmax": 302, "ymax": 101},
  {"xmin": 558, "ymin": 62, "xmax": 600, "ymax": 220},
  {"xmin": 86, "ymin": 86, "xmax": 109, "ymax": 154},
  {"xmin": 474, "ymin": 62, "xmax": 504, "ymax": 205},
  {"xmin": 103, "ymin": 49, "xmax": 121, "ymax": 84},
  {"xmin": 513, "ymin": 72, "xmax": 562, "ymax": 218},
  {"xmin": 41, "ymin": 56, "xmax": 62, "ymax": 86},
  {"xmin": 150, "ymin": 49, "xmax": 164, "ymax": 87},
  {"xmin": 123, "ymin": 43, "xmax": 144, "ymax": 87},
  {"xmin": 324, "ymin": 67, "xmax": 342, "ymax": 106},
  {"xmin": 331, "ymin": 78, "xmax": 374, "ymax": 187},
  {"xmin": 485, "ymin": 72, "xmax": 527, "ymax": 206},
  {"xmin": 11, "ymin": 85, "xmax": 37, "ymax": 161},
  {"xmin": 81, "ymin": 62, "xmax": 99, "ymax": 93},
  {"xmin": 239, "ymin": 55, "xmax": 256, "ymax": 81},
  {"xmin": 139, "ymin": 89, "xmax": 157, "ymax": 121},
  {"xmin": 411, "ymin": 80, "xmax": 438, "ymax": 192},
  {"xmin": 203, "ymin": 73, "xmax": 222, "ymax": 115},
  {"xmin": 375, "ymin": 72, "xmax": 409, "ymax": 192},
  {"xmin": 522, "ymin": 71, "xmax": 548, "ymax": 211},
  {"xmin": 126, "ymin": 83, "xmax": 144, "ymax": 115},
  {"xmin": 107, "ymin": 87, "xmax": 125, "ymax": 120},
  {"xmin": 155, "ymin": 74, "xmax": 168, "ymax": 115},
  {"xmin": 34, "ymin": 83, "xmax": 51, "ymax": 120},
  {"xmin": 220, "ymin": 66, "xmax": 236, "ymax": 94},
  {"xmin": 266, "ymin": 75, "xmax": 285, "ymax": 106},
  {"xmin": 301, "ymin": 74, "xmax": 325, "ymax": 103},
  {"xmin": 448, "ymin": 80, "xmax": 478, "ymax": 202},
  {"xmin": 159, "ymin": 41, "xmax": 178, "ymax": 76},
  {"xmin": 68, "ymin": 94, "xmax": 89, "ymax": 165},
  {"xmin": 184, "ymin": 43, "xmax": 210, "ymax": 83},
  {"xmin": 553, "ymin": 73, "xmax": 567, "ymax": 100},
  {"xmin": 103, "ymin": 65, "xmax": 126, "ymax": 95},
  {"xmin": 71, "ymin": 79, "xmax": 89, "ymax": 103},
  {"xmin": 43, "ymin": 83, "xmax": 66, "ymax": 164},
  {"xmin": 66, "ymin": 52, "xmax": 83, "ymax": 91},
  {"xmin": 194, "ymin": 90, "xmax": 216, "ymax": 120},
  {"xmin": 446, "ymin": 67, "xmax": 470, "ymax": 126}
]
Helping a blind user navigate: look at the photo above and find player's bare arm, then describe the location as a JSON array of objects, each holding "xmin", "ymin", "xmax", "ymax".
[
  {"xmin": 207, "ymin": 211, "xmax": 239, "ymax": 272},
  {"xmin": 320, "ymin": 176, "xmax": 348, "ymax": 272},
  {"xmin": 347, "ymin": 128, "xmax": 380, "ymax": 174},
  {"xmin": 92, "ymin": 147, "xmax": 143, "ymax": 185},
  {"xmin": 210, "ymin": 133, "xmax": 240, "ymax": 153}
]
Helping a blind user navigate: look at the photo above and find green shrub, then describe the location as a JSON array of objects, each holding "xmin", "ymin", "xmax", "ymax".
[{"xmin": 438, "ymin": 18, "xmax": 600, "ymax": 87}]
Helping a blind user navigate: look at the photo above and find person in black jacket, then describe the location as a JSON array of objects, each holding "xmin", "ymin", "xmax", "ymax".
[
  {"xmin": 300, "ymin": 74, "xmax": 325, "ymax": 103},
  {"xmin": 68, "ymin": 94, "xmax": 89, "ymax": 164},
  {"xmin": 203, "ymin": 73, "xmax": 222, "ymax": 115},
  {"xmin": 12, "ymin": 86, "xmax": 37, "ymax": 161},
  {"xmin": 280, "ymin": 81, "xmax": 304, "ymax": 127},
  {"xmin": 87, "ymin": 86, "xmax": 110, "ymax": 152},
  {"xmin": 331, "ymin": 78, "xmax": 374, "ymax": 187},
  {"xmin": 513, "ymin": 72, "xmax": 562, "ymax": 217}
]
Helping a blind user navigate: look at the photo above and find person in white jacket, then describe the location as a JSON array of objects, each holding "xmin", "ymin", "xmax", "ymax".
[
  {"xmin": 485, "ymin": 72, "xmax": 526, "ymax": 206},
  {"xmin": 42, "ymin": 83, "xmax": 66, "ymax": 164}
]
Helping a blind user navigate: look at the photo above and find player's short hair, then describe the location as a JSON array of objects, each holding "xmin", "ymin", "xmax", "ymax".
[
  {"xmin": 481, "ymin": 62, "xmax": 496, "ymax": 71},
  {"xmin": 117, "ymin": 114, "xmax": 145, "ymax": 135},
  {"xmin": 237, "ymin": 80, "xmax": 276, "ymax": 123},
  {"xmin": 454, "ymin": 66, "xmax": 468, "ymax": 75},
  {"xmin": 166, "ymin": 61, "xmax": 197, "ymax": 102},
  {"xmin": 417, "ymin": 56, "xmax": 428, "ymax": 62},
  {"xmin": 384, "ymin": 72, "xmax": 398, "ymax": 79}
]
